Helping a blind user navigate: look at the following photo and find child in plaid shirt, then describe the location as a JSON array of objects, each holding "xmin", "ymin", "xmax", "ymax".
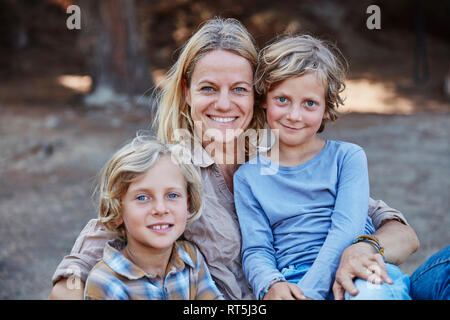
[{"xmin": 84, "ymin": 136, "xmax": 223, "ymax": 300}]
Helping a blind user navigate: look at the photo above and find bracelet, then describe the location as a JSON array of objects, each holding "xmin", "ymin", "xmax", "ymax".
[
  {"xmin": 259, "ymin": 276, "xmax": 285, "ymax": 299},
  {"xmin": 352, "ymin": 235, "xmax": 385, "ymax": 257}
]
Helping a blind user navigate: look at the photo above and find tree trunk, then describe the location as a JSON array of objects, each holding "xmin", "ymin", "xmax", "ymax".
[{"xmin": 77, "ymin": 0, "xmax": 152, "ymax": 106}]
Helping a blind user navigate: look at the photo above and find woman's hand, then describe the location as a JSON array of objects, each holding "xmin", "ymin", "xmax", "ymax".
[
  {"xmin": 332, "ymin": 242, "xmax": 393, "ymax": 300},
  {"xmin": 263, "ymin": 281, "xmax": 311, "ymax": 300},
  {"xmin": 48, "ymin": 278, "xmax": 84, "ymax": 300}
]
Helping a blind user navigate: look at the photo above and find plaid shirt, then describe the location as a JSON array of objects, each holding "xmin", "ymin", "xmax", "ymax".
[{"xmin": 84, "ymin": 239, "xmax": 223, "ymax": 300}]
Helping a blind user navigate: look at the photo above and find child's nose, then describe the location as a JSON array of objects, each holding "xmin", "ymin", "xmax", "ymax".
[
  {"xmin": 287, "ymin": 105, "xmax": 302, "ymax": 121},
  {"xmin": 151, "ymin": 199, "xmax": 169, "ymax": 215}
]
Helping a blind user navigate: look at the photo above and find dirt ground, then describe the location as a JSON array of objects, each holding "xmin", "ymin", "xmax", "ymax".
[{"xmin": 0, "ymin": 88, "xmax": 449, "ymax": 299}]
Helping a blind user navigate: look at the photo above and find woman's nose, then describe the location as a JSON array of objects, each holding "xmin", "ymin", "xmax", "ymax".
[{"xmin": 214, "ymin": 90, "xmax": 232, "ymax": 111}]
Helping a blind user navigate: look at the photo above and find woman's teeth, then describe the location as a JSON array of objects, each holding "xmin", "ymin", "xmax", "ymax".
[{"xmin": 210, "ymin": 117, "xmax": 236, "ymax": 123}]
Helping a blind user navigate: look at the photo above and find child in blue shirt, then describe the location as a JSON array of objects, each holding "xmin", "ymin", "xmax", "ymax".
[{"xmin": 233, "ymin": 35, "xmax": 411, "ymax": 300}]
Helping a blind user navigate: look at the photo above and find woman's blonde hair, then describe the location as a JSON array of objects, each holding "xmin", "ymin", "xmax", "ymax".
[
  {"xmin": 255, "ymin": 35, "xmax": 348, "ymax": 133},
  {"xmin": 154, "ymin": 17, "xmax": 266, "ymax": 144},
  {"xmin": 97, "ymin": 135, "xmax": 203, "ymax": 241}
]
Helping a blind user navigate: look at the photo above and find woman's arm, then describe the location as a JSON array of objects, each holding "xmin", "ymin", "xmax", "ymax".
[
  {"xmin": 366, "ymin": 198, "xmax": 419, "ymax": 264},
  {"xmin": 375, "ymin": 218, "xmax": 419, "ymax": 265},
  {"xmin": 48, "ymin": 219, "xmax": 115, "ymax": 300},
  {"xmin": 49, "ymin": 278, "xmax": 84, "ymax": 300},
  {"xmin": 332, "ymin": 219, "xmax": 419, "ymax": 299}
]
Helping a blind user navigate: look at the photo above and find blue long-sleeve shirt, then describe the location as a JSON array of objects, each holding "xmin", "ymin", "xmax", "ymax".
[{"xmin": 233, "ymin": 140, "xmax": 375, "ymax": 300}]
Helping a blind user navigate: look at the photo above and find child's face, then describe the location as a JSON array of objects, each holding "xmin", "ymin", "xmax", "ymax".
[
  {"xmin": 263, "ymin": 73, "xmax": 327, "ymax": 149},
  {"xmin": 119, "ymin": 156, "xmax": 190, "ymax": 253}
]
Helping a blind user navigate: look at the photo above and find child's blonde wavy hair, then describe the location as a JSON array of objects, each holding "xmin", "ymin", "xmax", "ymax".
[
  {"xmin": 255, "ymin": 35, "xmax": 348, "ymax": 133},
  {"xmin": 96, "ymin": 135, "xmax": 203, "ymax": 241}
]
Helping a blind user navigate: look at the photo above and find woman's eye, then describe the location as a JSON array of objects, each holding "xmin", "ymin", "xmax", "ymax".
[
  {"xmin": 167, "ymin": 193, "xmax": 179, "ymax": 199},
  {"xmin": 137, "ymin": 195, "xmax": 148, "ymax": 201},
  {"xmin": 234, "ymin": 87, "xmax": 246, "ymax": 93},
  {"xmin": 200, "ymin": 86, "xmax": 214, "ymax": 92}
]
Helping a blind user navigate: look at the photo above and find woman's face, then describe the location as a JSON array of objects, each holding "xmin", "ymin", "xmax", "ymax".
[{"xmin": 185, "ymin": 50, "xmax": 254, "ymax": 146}]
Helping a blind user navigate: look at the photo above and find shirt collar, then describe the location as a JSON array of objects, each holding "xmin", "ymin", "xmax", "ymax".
[
  {"xmin": 103, "ymin": 239, "xmax": 195, "ymax": 280},
  {"xmin": 171, "ymin": 241, "xmax": 196, "ymax": 270}
]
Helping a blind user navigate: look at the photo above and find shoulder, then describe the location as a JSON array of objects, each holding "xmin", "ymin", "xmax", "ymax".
[
  {"xmin": 234, "ymin": 156, "xmax": 265, "ymax": 182},
  {"xmin": 322, "ymin": 141, "xmax": 368, "ymax": 175},
  {"xmin": 87, "ymin": 259, "xmax": 118, "ymax": 282},
  {"xmin": 84, "ymin": 260, "xmax": 127, "ymax": 299},
  {"xmin": 327, "ymin": 140, "xmax": 364, "ymax": 154},
  {"xmin": 326, "ymin": 140, "xmax": 366, "ymax": 161}
]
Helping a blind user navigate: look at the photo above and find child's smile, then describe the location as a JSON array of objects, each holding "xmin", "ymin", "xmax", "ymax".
[{"xmin": 147, "ymin": 223, "xmax": 174, "ymax": 233}]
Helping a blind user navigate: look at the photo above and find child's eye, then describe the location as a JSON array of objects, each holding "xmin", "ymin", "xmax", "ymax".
[
  {"xmin": 167, "ymin": 193, "xmax": 180, "ymax": 199},
  {"xmin": 276, "ymin": 97, "xmax": 288, "ymax": 104},
  {"xmin": 137, "ymin": 195, "xmax": 149, "ymax": 201},
  {"xmin": 305, "ymin": 100, "xmax": 316, "ymax": 108}
]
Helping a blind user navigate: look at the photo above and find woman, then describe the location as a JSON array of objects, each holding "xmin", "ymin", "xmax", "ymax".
[{"xmin": 49, "ymin": 18, "xmax": 419, "ymax": 300}]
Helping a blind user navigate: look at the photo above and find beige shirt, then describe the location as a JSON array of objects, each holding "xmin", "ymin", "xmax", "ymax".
[{"xmin": 52, "ymin": 147, "xmax": 408, "ymax": 300}]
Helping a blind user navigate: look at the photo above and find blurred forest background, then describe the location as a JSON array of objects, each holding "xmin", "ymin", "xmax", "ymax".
[{"xmin": 0, "ymin": 0, "xmax": 448, "ymax": 299}]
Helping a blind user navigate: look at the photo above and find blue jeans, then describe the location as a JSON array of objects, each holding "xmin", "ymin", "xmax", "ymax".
[
  {"xmin": 409, "ymin": 245, "xmax": 450, "ymax": 300},
  {"xmin": 281, "ymin": 262, "xmax": 411, "ymax": 300}
]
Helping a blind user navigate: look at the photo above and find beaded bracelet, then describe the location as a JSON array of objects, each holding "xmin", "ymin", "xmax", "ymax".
[
  {"xmin": 259, "ymin": 276, "xmax": 286, "ymax": 299},
  {"xmin": 352, "ymin": 235, "xmax": 385, "ymax": 257}
]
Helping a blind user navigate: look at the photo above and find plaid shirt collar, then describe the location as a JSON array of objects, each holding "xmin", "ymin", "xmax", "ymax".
[{"xmin": 103, "ymin": 239, "xmax": 195, "ymax": 280}]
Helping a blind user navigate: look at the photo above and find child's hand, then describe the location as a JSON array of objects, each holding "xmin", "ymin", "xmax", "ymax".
[{"xmin": 263, "ymin": 281, "xmax": 311, "ymax": 300}]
